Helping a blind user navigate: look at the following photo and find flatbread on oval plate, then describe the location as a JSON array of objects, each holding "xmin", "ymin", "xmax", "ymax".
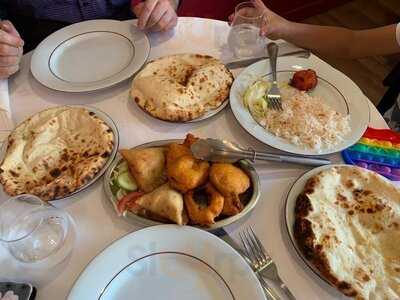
[
  {"xmin": 0, "ymin": 106, "xmax": 116, "ymax": 201},
  {"xmin": 286, "ymin": 165, "xmax": 400, "ymax": 300},
  {"xmin": 130, "ymin": 54, "xmax": 234, "ymax": 122}
]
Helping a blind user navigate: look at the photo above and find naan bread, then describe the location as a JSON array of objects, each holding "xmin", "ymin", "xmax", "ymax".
[
  {"xmin": 120, "ymin": 147, "xmax": 166, "ymax": 193},
  {"xmin": 136, "ymin": 183, "xmax": 185, "ymax": 225},
  {"xmin": 294, "ymin": 166, "xmax": 400, "ymax": 300},
  {"xmin": 0, "ymin": 106, "xmax": 114, "ymax": 200},
  {"xmin": 131, "ymin": 54, "xmax": 233, "ymax": 122}
]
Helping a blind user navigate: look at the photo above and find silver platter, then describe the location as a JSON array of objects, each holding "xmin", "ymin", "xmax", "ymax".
[{"xmin": 103, "ymin": 139, "xmax": 260, "ymax": 231}]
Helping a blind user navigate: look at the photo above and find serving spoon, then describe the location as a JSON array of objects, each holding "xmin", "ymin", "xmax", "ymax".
[{"xmin": 191, "ymin": 138, "xmax": 331, "ymax": 167}]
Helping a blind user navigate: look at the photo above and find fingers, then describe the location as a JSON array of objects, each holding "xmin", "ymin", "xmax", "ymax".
[
  {"xmin": 146, "ymin": 0, "xmax": 167, "ymax": 28},
  {"xmin": 164, "ymin": 13, "xmax": 178, "ymax": 31},
  {"xmin": 228, "ymin": 13, "xmax": 234, "ymax": 25},
  {"xmin": 0, "ymin": 20, "xmax": 21, "ymax": 38},
  {"xmin": 0, "ymin": 43, "xmax": 21, "ymax": 56},
  {"xmin": 0, "ymin": 55, "xmax": 19, "ymax": 67},
  {"xmin": 0, "ymin": 30, "xmax": 24, "ymax": 48},
  {"xmin": 135, "ymin": 0, "xmax": 177, "ymax": 32},
  {"xmin": 138, "ymin": 0, "xmax": 158, "ymax": 29},
  {"xmin": 0, "ymin": 21, "xmax": 23, "ymax": 79},
  {"xmin": 251, "ymin": 0, "xmax": 267, "ymax": 12},
  {"xmin": 151, "ymin": 9, "xmax": 176, "ymax": 32},
  {"xmin": 0, "ymin": 64, "xmax": 19, "ymax": 79}
]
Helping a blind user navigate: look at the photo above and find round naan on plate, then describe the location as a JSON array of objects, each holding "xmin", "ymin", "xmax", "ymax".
[
  {"xmin": 0, "ymin": 106, "xmax": 115, "ymax": 201},
  {"xmin": 294, "ymin": 166, "xmax": 400, "ymax": 300},
  {"xmin": 130, "ymin": 53, "xmax": 234, "ymax": 122}
]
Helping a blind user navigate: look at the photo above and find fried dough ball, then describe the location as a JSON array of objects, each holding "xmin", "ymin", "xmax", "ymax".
[
  {"xmin": 166, "ymin": 145, "xmax": 209, "ymax": 193},
  {"xmin": 166, "ymin": 143, "xmax": 192, "ymax": 168},
  {"xmin": 290, "ymin": 69, "xmax": 318, "ymax": 91},
  {"xmin": 209, "ymin": 163, "xmax": 250, "ymax": 216},
  {"xmin": 184, "ymin": 183, "xmax": 224, "ymax": 226},
  {"xmin": 183, "ymin": 133, "xmax": 199, "ymax": 148}
]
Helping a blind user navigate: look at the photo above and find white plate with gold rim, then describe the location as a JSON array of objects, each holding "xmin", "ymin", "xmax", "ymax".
[
  {"xmin": 230, "ymin": 56, "xmax": 370, "ymax": 156},
  {"xmin": 31, "ymin": 20, "xmax": 150, "ymax": 92},
  {"xmin": 67, "ymin": 225, "xmax": 266, "ymax": 300}
]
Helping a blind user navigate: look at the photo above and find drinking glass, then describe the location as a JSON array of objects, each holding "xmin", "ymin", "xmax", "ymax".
[
  {"xmin": 228, "ymin": 1, "xmax": 265, "ymax": 58},
  {"xmin": 0, "ymin": 195, "xmax": 73, "ymax": 263}
]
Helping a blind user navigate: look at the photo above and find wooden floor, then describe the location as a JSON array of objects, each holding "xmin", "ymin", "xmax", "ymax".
[{"xmin": 304, "ymin": 0, "xmax": 400, "ymax": 106}]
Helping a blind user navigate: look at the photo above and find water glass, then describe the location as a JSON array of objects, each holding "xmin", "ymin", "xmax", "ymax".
[
  {"xmin": 228, "ymin": 1, "xmax": 265, "ymax": 58},
  {"xmin": 0, "ymin": 195, "xmax": 72, "ymax": 263}
]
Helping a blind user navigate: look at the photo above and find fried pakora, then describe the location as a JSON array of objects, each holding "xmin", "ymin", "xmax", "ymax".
[
  {"xmin": 183, "ymin": 133, "xmax": 199, "ymax": 148},
  {"xmin": 209, "ymin": 163, "xmax": 250, "ymax": 216},
  {"xmin": 166, "ymin": 135, "xmax": 209, "ymax": 193},
  {"xmin": 167, "ymin": 155, "xmax": 209, "ymax": 193},
  {"xmin": 184, "ymin": 183, "xmax": 224, "ymax": 226}
]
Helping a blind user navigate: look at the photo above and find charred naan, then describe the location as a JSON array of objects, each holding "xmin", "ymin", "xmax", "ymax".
[
  {"xmin": 294, "ymin": 166, "xmax": 400, "ymax": 300},
  {"xmin": 0, "ymin": 106, "xmax": 114, "ymax": 200},
  {"xmin": 130, "ymin": 54, "xmax": 233, "ymax": 122}
]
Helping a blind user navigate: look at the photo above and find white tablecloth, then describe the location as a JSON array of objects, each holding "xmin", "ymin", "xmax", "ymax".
[{"xmin": 0, "ymin": 17, "xmax": 388, "ymax": 300}]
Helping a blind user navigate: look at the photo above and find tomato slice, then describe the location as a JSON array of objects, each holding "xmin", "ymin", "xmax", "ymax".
[{"xmin": 117, "ymin": 191, "xmax": 144, "ymax": 216}]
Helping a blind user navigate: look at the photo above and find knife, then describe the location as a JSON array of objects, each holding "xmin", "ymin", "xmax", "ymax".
[
  {"xmin": 224, "ymin": 49, "xmax": 310, "ymax": 70},
  {"xmin": 213, "ymin": 228, "xmax": 280, "ymax": 300}
]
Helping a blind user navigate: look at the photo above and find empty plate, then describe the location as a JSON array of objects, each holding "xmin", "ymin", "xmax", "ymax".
[
  {"xmin": 67, "ymin": 225, "xmax": 266, "ymax": 300},
  {"xmin": 31, "ymin": 20, "xmax": 150, "ymax": 92}
]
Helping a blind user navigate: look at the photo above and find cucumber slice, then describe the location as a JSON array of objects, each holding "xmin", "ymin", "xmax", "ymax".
[
  {"xmin": 110, "ymin": 184, "xmax": 119, "ymax": 196},
  {"xmin": 117, "ymin": 171, "xmax": 137, "ymax": 191},
  {"xmin": 117, "ymin": 161, "xmax": 129, "ymax": 173}
]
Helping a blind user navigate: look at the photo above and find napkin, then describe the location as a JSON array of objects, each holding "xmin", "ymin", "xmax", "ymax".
[{"xmin": 0, "ymin": 80, "xmax": 13, "ymax": 143}]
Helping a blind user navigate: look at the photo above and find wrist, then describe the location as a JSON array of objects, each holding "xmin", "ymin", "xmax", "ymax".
[{"xmin": 276, "ymin": 19, "xmax": 293, "ymax": 40}]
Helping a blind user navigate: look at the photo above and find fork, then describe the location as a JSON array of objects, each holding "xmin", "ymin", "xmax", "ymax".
[
  {"xmin": 266, "ymin": 43, "xmax": 283, "ymax": 111},
  {"xmin": 240, "ymin": 227, "xmax": 296, "ymax": 300}
]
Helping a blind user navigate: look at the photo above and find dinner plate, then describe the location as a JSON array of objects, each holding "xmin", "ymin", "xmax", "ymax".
[
  {"xmin": 103, "ymin": 139, "xmax": 260, "ymax": 231},
  {"xmin": 284, "ymin": 164, "xmax": 343, "ymax": 288},
  {"xmin": 31, "ymin": 20, "xmax": 150, "ymax": 92},
  {"xmin": 0, "ymin": 105, "xmax": 119, "ymax": 201},
  {"xmin": 283, "ymin": 163, "xmax": 399, "ymax": 291},
  {"xmin": 230, "ymin": 57, "xmax": 370, "ymax": 155},
  {"xmin": 67, "ymin": 225, "xmax": 266, "ymax": 300}
]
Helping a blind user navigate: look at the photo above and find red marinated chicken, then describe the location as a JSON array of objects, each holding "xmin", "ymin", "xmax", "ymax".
[{"xmin": 290, "ymin": 69, "xmax": 318, "ymax": 91}]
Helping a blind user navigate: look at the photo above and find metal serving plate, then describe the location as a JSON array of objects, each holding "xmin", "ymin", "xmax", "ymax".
[
  {"xmin": 103, "ymin": 139, "xmax": 260, "ymax": 231},
  {"xmin": 0, "ymin": 105, "xmax": 120, "ymax": 201}
]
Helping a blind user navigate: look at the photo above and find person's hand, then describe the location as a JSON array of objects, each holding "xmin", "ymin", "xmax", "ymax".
[
  {"xmin": 228, "ymin": 0, "xmax": 290, "ymax": 40},
  {"xmin": 133, "ymin": 0, "xmax": 178, "ymax": 32},
  {"xmin": 0, "ymin": 20, "xmax": 24, "ymax": 79}
]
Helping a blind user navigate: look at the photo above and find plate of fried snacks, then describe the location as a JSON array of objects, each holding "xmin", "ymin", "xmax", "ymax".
[
  {"xmin": 285, "ymin": 164, "xmax": 400, "ymax": 299},
  {"xmin": 130, "ymin": 54, "xmax": 234, "ymax": 122},
  {"xmin": 230, "ymin": 56, "xmax": 370, "ymax": 155},
  {"xmin": 0, "ymin": 105, "xmax": 119, "ymax": 201},
  {"xmin": 104, "ymin": 134, "xmax": 260, "ymax": 230}
]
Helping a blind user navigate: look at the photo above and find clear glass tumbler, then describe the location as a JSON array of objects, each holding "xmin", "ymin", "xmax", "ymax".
[
  {"xmin": 0, "ymin": 194, "xmax": 72, "ymax": 263},
  {"xmin": 227, "ymin": 1, "xmax": 265, "ymax": 58}
]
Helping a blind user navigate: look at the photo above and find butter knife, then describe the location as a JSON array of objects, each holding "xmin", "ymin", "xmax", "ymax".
[
  {"xmin": 225, "ymin": 49, "xmax": 310, "ymax": 70},
  {"xmin": 213, "ymin": 228, "xmax": 280, "ymax": 300}
]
